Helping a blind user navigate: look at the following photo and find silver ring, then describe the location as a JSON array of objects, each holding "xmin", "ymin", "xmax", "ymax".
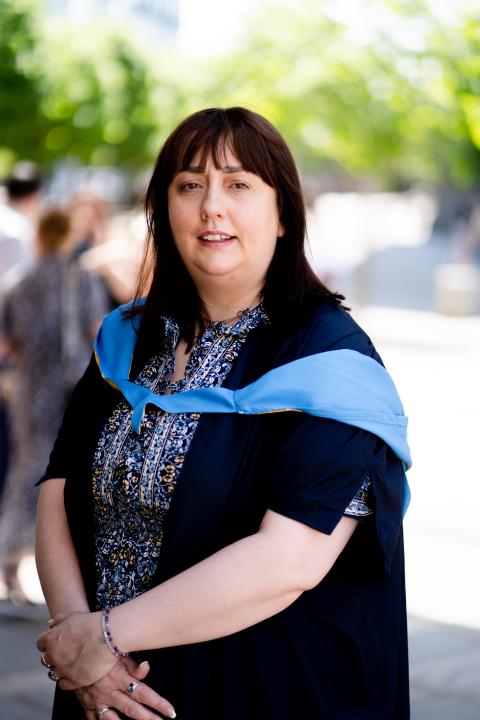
[
  {"xmin": 126, "ymin": 679, "xmax": 140, "ymax": 695},
  {"xmin": 95, "ymin": 709, "xmax": 111, "ymax": 720},
  {"xmin": 47, "ymin": 668, "xmax": 62, "ymax": 682},
  {"xmin": 40, "ymin": 654, "xmax": 54, "ymax": 670}
]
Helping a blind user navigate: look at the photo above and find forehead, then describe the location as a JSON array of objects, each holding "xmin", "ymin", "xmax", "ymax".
[
  {"xmin": 183, "ymin": 143, "xmax": 242, "ymax": 172},
  {"xmin": 169, "ymin": 127, "xmax": 277, "ymax": 190}
]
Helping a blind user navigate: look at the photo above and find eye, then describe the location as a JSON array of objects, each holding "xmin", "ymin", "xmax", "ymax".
[
  {"xmin": 230, "ymin": 181, "xmax": 250, "ymax": 190},
  {"xmin": 179, "ymin": 181, "xmax": 201, "ymax": 192}
]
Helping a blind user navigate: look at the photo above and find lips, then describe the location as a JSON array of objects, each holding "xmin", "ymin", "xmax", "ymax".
[{"xmin": 198, "ymin": 231, "xmax": 236, "ymax": 242}]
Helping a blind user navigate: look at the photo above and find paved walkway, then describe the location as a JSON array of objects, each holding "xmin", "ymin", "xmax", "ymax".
[
  {"xmin": 0, "ymin": 603, "xmax": 54, "ymax": 720},
  {"xmin": 409, "ymin": 616, "xmax": 480, "ymax": 720},
  {"xmin": 357, "ymin": 306, "xmax": 480, "ymax": 631}
]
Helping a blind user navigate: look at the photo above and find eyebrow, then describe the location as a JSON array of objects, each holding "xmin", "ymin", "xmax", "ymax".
[{"xmin": 181, "ymin": 165, "xmax": 245, "ymax": 174}]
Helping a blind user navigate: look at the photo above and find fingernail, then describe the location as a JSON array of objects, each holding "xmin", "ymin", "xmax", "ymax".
[
  {"xmin": 169, "ymin": 712, "xmax": 176, "ymax": 719},
  {"xmin": 139, "ymin": 660, "xmax": 149, "ymax": 667},
  {"xmin": 47, "ymin": 619, "xmax": 54, "ymax": 627}
]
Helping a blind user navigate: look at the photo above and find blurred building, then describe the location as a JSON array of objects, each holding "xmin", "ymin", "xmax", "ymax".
[{"xmin": 44, "ymin": 0, "xmax": 179, "ymax": 44}]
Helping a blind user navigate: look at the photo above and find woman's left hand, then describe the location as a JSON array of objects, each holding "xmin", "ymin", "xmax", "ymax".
[
  {"xmin": 37, "ymin": 611, "xmax": 116, "ymax": 690},
  {"xmin": 74, "ymin": 659, "xmax": 177, "ymax": 719}
]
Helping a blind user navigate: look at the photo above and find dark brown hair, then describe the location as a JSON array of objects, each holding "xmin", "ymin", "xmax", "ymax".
[
  {"xmin": 37, "ymin": 208, "xmax": 70, "ymax": 254},
  {"xmin": 131, "ymin": 107, "xmax": 344, "ymax": 368}
]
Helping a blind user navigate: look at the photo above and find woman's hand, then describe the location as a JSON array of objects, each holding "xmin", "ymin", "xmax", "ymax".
[
  {"xmin": 75, "ymin": 657, "xmax": 176, "ymax": 719},
  {"xmin": 37, "ymin": 611, "xmax": 116, "ymax": 689},
  {"xmin": 38, "ymin": 614, "xmax": 176, "ymax": 718}
]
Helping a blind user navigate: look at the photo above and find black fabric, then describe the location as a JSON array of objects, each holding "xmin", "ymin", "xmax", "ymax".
[{"xmin": 43, "ymin": 300, "xmax": 409, "ymax": 719}]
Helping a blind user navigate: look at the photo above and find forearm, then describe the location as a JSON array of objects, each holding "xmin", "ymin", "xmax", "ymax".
[
  {"xmin": 110, "ymin": 512, "xmax": 357, "ymax": 654},
  {"xmin": 38, "ymin": 513, "xmax": 356, "ymax": 690},
  {"xmin": 36, "ymin": 529, "xmax": 300, "ymax": 691},
  {"xmin": 35, "ymin": 479, "xmax": 90, "ymax": 616},
  {"xmin": 111, "ymin": 530, "xmax": 304, "ymax": 653}
]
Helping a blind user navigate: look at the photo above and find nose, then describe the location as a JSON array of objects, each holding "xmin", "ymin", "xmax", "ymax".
[{"xmin": 200, "ymin": 185, "xmax": 225, "ymax": 220}]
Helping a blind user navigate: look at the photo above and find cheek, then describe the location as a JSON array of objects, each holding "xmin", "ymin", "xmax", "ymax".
[
  {"xmin": 168, "ymin": 202, "xmax": 191, "ymax": 248},
  {"xmin": 249, "ymin": 229, "xmax": 278, "ymax": 269},
  {"xmin": 254, "ymin": 208, "xmax": 281, "ymax": 255},
  {"xmin": 167, "ymin": 199, "xmax": 181, "ymax": 232}
]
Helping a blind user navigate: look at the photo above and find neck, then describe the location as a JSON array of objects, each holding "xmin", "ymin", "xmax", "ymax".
[{"xmin": 199, "ymin": 286, "xmax": 263, "ymax": 324}]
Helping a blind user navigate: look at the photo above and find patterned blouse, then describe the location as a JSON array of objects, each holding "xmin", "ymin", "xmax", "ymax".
[{"xmin": 92, "ymin": 306, "xmax": 371, "ymax": 609}]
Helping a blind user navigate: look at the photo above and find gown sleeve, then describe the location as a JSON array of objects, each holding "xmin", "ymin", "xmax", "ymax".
[
  {"xmin": 265, "ymin": 412, "xmax": 383, "ymax": 535},
  {"xmin": 265, "ymin": 322, "xmax": 405, "ymax": 573}
]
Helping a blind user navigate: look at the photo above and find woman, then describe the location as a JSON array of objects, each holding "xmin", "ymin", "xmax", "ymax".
[
  {"xmin": 36, "ymin": 107, "xmax": 411, "ymax": 720},
  {"xmin": 0, "ymin": 208, "xmax": 108, "ymax": 602}
]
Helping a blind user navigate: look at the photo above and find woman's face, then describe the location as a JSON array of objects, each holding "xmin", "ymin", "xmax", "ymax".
[{"xmin": 167, "ymin": 145, "xmax": 283, "ymax": 295}]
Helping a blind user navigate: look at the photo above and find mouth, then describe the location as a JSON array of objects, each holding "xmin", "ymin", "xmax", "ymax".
[{"xmin": 197, "ymin": 232, "xmax": 237, "ymax": 245}]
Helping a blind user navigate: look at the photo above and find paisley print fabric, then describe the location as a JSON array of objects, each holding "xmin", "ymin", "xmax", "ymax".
[
  {"xmin": 92, "ymin": 306, "xmax": 270, "ymax": 608},
  {"xmin": 344, "ymin": 476, "xmax": 373, "ymax": 518}
]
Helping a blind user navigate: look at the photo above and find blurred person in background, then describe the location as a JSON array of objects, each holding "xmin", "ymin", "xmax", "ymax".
[
  {"xmin": 0, "ymin": 162, "xmax": 42, "ymax": 504},
  {"xmin": 36, "ymin": 108, "xmax": 410, "ymax": 720},
  {"xmin": 68, "ymin": 192, "xmax": 109, "ymax": 260},
  {"xmin": 80, "ymin": 207, "xmax": 147, "ymax": 308},
  {"xmin": 0, "ymin": 207, "xmax": 109, "ymax": 604},
  {"xmin": 68, "ymin": 191, "xmax": 144, "ymax": 309},
  {"xmin": 0, "ymin": 161, "xmax": 42, "ymax": 298}
]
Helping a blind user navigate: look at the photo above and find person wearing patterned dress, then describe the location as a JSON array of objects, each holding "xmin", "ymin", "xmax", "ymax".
[
  {"xmin": 0, "ymin": 208, "xmax": 109, "ymax": 602},
  {"xmin": 35, "ymin": 108, "xmax": 410, "ymax": 720}
]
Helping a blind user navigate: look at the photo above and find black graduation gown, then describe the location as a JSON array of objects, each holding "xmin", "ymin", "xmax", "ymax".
[{"xmin": 43, "ymin": 301, "xmax": 410, "ymax": 719}]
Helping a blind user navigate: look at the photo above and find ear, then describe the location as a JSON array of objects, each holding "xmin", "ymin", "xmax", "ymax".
[{"xmin": 277, "ymin": 221, "xmax": 285, "ymax": 238}]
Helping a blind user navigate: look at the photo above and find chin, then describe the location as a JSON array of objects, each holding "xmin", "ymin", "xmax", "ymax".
[{"xmin": 196, "ymin": 261, "xmax": 242, "ymax": 278}]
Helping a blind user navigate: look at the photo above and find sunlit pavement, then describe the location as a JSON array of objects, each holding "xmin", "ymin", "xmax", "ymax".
[
  {"xmin": 0, "ymin": 305, "xmax": 479, "ymax": 719},
  {"xmin": 0, "ymin": 603, "xmax": 53, "ymax": 720},
  {"xmin": 358, "ymin": 305, "xmax": 480, "ymax": 719},
  {"xmin": 358, "ymin": 306, "xmax": 480, "ymax": 632}
]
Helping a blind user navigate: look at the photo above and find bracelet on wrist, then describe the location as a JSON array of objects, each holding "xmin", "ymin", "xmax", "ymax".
[{"xmin": 101, "ymin": 607, "xmax": 129, "ymax": 658}]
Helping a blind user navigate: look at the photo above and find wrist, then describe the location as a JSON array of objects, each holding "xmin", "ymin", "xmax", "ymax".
[
  {"xmin": 50, "ymin": 603, "xmax": 90, "ymax": 617},
  {"xmin": 101, "ymin": 607, "xmax": 130, "ymax": 658}
]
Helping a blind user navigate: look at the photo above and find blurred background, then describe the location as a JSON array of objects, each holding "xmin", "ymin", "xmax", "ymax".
[{"xmin": 0, "ymin": 0, "xmax": 479, "ymax": 718}]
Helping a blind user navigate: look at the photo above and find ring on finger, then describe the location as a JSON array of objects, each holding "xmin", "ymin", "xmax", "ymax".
[
  {"xmin": 95, "ymin": 708, "xmax": 111, "ymax": 719},
  {"xmin": 126, "ymin": 679, "xmax": 140, "ymax": 695},
  {"xmin": 47, "ymin": 668, "xmax": 62, "ymax": 682},
  {"xmin": 40, "ymin": 654, "xmax": 54, "ymax": 670}
]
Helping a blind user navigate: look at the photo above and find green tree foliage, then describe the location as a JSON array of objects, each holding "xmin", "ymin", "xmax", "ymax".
[
  {"xmin": 425, "ymin": 12, "xmax": 480, "ymax": 187},
  {"xmin": 2, "ymin": 0, "xmax": 480, "ymax": 188},
  {"xmin": 194, "ymin": 0, "xmax": 480, "ymax": 188},
  {"xmin": 0, "ymin": 0, "xmax": 46, "ymax": 174},
  {"xmin": 38, "ymin": 26, "xmax": 166, "ymax": 168},
  {"xmin": 0, "ymin": 2, "xmax": 184, "ymax": 171},
  {"xmin": 197, "ymin": 4, "xmax": 414, "ymax": 184}
]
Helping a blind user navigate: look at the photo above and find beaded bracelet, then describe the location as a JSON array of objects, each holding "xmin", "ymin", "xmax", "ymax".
[{"xmin": 101, "ymin": 607, "xmax": 129, "ymax": 658}]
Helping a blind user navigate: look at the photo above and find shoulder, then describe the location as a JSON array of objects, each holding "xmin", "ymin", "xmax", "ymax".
[
  {"xmin": 66, "ymin": 353, "xmax": 120, "ymax": 419},
  {"xmin": 276, "ymin": 300, "xmax": 381, "ymax": 364},
  {"xmin": 4, "ymin": 268, "xmax": 33, "ymax": 307}
]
